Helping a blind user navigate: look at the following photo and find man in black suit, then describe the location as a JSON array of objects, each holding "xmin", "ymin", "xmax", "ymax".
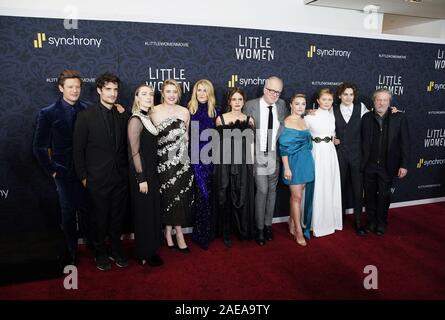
[
  {"xmin": 73, "ymin": 72, "xmax": 130, "ymax": 271},
  {"xmin": 33, "ymin": 69, "xmax": 92, "ymax": 265},
  {"xmin": 361, "ymin": 88, "xmax": 410, "ymax": 235},
  {"xmin": 333, "ymin": 82, "xmax": 369, "ymax": 236}
]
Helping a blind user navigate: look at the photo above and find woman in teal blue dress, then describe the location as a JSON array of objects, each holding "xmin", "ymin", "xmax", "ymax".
[{"xmin": 279, "ymin": 94, "xmax": 315, "ymax": 246}]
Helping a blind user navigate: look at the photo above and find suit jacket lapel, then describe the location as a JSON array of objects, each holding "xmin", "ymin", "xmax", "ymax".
[
  {"xmin": 55, "ymin": 99, "xmax": 74, "ymax": 138},
  {"xmin": 112, "ymin": 107, "xmax": 121, "ymax": 152},
  {"xmin": 254, "ymin": 99, "xmax": 261, "ymax": 129}
]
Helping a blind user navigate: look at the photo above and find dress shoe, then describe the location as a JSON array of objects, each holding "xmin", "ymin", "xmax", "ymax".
[
  {"xmin": 109, "ymin": 250, "xmax": 129, "ymax": 268},
  {"xmin": 365, "ymin": 224, "xmax": 376, "ymax": 234},
  {"xmin": 255, "ymin": 229, "xmax": 265, "ymax": 246},
  {"xmin": 354, "ymin": 222, "xmax": 367, "ymax": 236},
  {"xmin": 355, "ymin": 227, "xmax": 367, "ymax": 236},
  {"xmin": 95, "ymin": 255, "xmax": 111, "ymax": 271},
  {"xmin": 147, "ymin": 254, "xmax": 164, "ymax": 267},
  {"xmin": 375, "ymin": 226, "xmax": 385, "ymax": 236},
  {"xmin": 264, "ymin": 226, "xmax": 273, "ymax": 241}
]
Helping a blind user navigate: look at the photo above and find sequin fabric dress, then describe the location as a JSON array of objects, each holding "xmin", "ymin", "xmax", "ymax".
[
  {"xmin": 190, "ymin": 103, "xmax": 220, "ymax": 249},
  {"xmin": 156, "ymin": 117, "xmax": 194, "ymax": 226}
]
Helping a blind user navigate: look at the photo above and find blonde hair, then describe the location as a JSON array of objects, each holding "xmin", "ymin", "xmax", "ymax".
[
  {"xmin": 161, "ymin": 79, "xmax": 182, "ymax": 104},
  {"xmin": 188, "ymin": 79, "xmax": 217, "ymax": 118},
  {"xmin": 132, "ymin": 84, "xmax": 155, "ymax": 113},
  {"xmin": 318, "ymin": 88, "xmax": 334, "ymax": 99}
]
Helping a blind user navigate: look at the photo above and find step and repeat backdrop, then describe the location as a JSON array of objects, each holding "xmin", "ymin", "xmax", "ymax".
[{"xmin": 0, "ymin": 16, "xmax": 444, "ymax": 234}]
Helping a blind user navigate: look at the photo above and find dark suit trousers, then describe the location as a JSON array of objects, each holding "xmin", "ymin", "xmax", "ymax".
[
  {"xmin": 364, "ymin": 163, "xmax": 392, "ymax": 228},
  {"xmin": 337, "ymin": 151, "xmax": 363, "ymax": 221},
  {"xmin": 54, "ymin": 176, "xmax": 90, "ymax": 256},
  {"xmin": 88, "ymin": 179, "xmax": 128, "ymax": 257}
]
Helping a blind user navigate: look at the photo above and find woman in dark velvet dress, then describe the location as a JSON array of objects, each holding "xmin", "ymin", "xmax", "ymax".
[
  {"xmin": 128, "ymin": 84, "xmax": 163, "ymax": 267},
  {"xmin": 214, "ymin": 87, "xmax": 255, "ymax": 247},
  {"xmin": 188, "ymin": 79, "xmax": 220, "ymax": 250}
]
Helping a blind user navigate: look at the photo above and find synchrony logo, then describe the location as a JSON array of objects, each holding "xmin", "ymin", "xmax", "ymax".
[
  {"xmin": 426, "ymin": 81, "xmax": 445, "ymax": 92},
  {"xmin": 228, "ymin": 75, "xmax": 238, "ymax": 88},
  {"xmin": 33, "ymin": 32, "xmax": 46, "ymax": 48},
  {"xmin": 417, "ymin": 158, "xmax": 445, "ymax": 168},
  {"xmin": 227, "ymin": 74, "xmax": 266, "ymax": 88},
  {"xmin": 306, "ymin": 44, "xmax": 351, "ymax": 59},
  {"xmin": 33, "ymin": 32, "xmax": 102, "ymax": 48}
]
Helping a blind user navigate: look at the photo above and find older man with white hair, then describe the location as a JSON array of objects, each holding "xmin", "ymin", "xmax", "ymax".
[
  {"xmin": 361, "ymin": 88, "xmax": 410, "ymax": 235},
  {"xmin": 244, "ymin": 76, "xmax": 289, "ymax": 246}
]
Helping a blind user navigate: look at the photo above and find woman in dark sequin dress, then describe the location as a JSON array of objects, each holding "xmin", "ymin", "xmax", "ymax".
[{"xmin": 188, "ymin": 79, "xmax": 220, "ymax": 250}]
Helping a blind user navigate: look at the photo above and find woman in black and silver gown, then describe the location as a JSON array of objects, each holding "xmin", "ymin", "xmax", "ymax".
[{"xmin": 150, "ymin": 79, "xmax": 194, "ymax": 252}]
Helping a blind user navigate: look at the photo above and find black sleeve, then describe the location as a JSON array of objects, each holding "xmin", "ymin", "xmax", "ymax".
[
  {"xmin": 33, "ymin": 109, "xmax": 57, "ymax": 176},
  {"xmin": 128, "ymin": 117, "xmax": 146, "ymax": 184}
]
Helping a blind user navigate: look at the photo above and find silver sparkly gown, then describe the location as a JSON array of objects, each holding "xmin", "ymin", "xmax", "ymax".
[{"xmin": 156, "ymin": 117, "xmax": 194, "ymax": 226}]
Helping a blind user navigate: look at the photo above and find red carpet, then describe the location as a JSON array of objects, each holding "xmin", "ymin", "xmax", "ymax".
[{"xmin": 1, "ymin": 202, "xmax": 444, "ymax": 300}]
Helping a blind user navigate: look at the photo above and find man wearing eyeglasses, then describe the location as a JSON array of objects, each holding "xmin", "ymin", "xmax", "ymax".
[{"xmin": 244, "ymin": 76, "xmax": 289, "ymax": 246}]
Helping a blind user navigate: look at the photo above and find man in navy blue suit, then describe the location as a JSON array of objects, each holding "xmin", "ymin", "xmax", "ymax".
[{"xmin": 33, "ymin": 69, "xmax": 91, "ymax": 265}]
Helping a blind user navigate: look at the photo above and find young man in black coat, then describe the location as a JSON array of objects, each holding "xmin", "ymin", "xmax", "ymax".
[{"xmin": 73, "ymin": 72, "xmax": 130, "ymax": 271}]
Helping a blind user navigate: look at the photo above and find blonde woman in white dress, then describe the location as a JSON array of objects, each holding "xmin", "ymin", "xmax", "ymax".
[{"xmin": 304, "ymin": 88, "xmax": 342, "ymax": 237}]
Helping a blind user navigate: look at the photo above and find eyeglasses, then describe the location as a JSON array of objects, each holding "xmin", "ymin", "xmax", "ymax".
[{"xmin": 265, "ymin": 87, "xmax": 282, "ymax": 96}]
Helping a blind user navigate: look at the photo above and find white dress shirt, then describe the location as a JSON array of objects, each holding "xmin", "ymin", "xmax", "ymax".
[{"xmin": 339, "ymin": 102, "xmax": 369, "ymax": 123}]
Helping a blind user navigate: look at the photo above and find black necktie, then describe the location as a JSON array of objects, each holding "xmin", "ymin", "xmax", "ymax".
[
  {"xmin": 266, "ymin": 105, "xmax": 273, "ymax": 153},
  {"xmin": 107, "ymin": 109, "xmax": 115, "ymax": 139}
]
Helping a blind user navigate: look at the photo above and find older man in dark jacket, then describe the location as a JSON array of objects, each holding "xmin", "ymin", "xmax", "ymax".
[{"xmin": 361, "ymin": 88, "xmax": 410, "ymax": 235}]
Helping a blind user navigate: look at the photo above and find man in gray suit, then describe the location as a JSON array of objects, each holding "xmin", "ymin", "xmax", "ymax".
[{"xmin": 244, "ymin": 76, "xmax": 288, "ymax": 246}]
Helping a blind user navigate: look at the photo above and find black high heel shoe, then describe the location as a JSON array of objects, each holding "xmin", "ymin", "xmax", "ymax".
[
  {"xmin": 177, "ymin": 246, "xmax": 190, "ymax": 253},
  {"xmin": 175, "ymin": 235, "xmax": 190, "ymax": 253}
]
